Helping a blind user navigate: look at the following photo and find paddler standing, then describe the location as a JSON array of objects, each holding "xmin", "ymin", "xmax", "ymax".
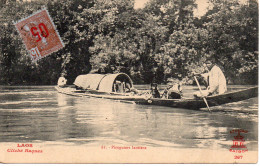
[{"xmin": 194, "ymin": 58, "xmax": 227, "ymax": 97}]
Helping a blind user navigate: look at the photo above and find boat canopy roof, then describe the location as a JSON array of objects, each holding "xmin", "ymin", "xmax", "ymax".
[
  {"xmin": 74, "ymin": 74, "xmax": 106, "ymax": 90},
  {"xmin": 73, "ymin": 73, "xmax": 133, "ymax": 92}
]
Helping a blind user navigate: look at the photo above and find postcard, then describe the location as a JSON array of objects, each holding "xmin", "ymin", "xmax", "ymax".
[{"xmin": 0, "ymin": 0, "xmax": 258, "ymax": 163}]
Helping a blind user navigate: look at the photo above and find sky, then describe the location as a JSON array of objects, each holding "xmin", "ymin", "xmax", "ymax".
[
  {"xmin": 134, "ymin": 0, "xmax": 210, "ymax": 17},
  {"xmin": 194, "ymin": 0, "xmax": 210, "ymax": 17},
  {"xmin": 134, "ymin": 0, "xmax": 249, "ymax": 17},
  {"xmin": 134, "ymin": 0, "xmax": 150, "ymax": 9}
]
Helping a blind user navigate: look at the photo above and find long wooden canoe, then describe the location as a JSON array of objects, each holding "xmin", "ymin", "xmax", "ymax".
[{"xmin": 55, "ymin": 86, "xmax": 258, "ymax": 110}]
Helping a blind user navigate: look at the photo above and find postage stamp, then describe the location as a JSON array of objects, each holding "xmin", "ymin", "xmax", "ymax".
[{"xmin": 14, "ymin": 8, "xmax": 64, "ymax": 61}]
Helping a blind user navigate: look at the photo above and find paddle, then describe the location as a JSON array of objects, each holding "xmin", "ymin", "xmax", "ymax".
[{"xmin": 194, "ymin": 76, "xmax": 211, "ymax": 112}]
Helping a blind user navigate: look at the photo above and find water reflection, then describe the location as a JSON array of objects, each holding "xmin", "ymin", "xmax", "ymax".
[{"xmin": 0, "ymin": 86, "xmax": 258, "ymax": 151}]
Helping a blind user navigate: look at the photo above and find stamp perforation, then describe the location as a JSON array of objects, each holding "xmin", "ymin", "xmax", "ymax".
[{"xmin": 13, "ymin": 7, "xmax": 64, "ymax": 62}]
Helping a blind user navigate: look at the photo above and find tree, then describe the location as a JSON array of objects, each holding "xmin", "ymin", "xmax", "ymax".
[
  {"xmin": 155, "ymin": 25, "xmax": 209, "ymax": 83},
  {"xmin": 0, "ymin": 0, "xmax": 257, "ymax": 85},
  {"xmin": 203, "ymin": 0, "xmax": 258, "ymax": 84},
  {"xmin": 89, "ymin": 6, "xmax": 168, "ymax": 83},
  {"xmin": 0, "ymin": 0, "xmax": 46, "ymax": 85},
  {"xmin": 148, "ymin": 0, "xmax": 199, "ymax": 83},
  {"xmin": 144, "ymin": 0, "xmax": 197, "ymax": 35}
]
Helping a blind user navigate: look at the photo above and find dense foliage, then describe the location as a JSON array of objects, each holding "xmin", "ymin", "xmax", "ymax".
[{"xmin": 0, "ymin": 0, "xmax": 258, "ymax": 85}]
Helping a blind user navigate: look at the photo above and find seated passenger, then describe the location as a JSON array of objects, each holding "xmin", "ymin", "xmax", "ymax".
[
  {"xmin": 114, "ymin": 80, "xmax": 124, "ymax": 93},
  {"xmin": 124, "ymin": 82, "xmax": 138, "ymax": 94},
  {"xmin": 125, "ymin": 82, "xmax": 131, "ymax": 92},
  {"xmin": 151, "ymin": 83, "xmax": 160, "ymax": 98},
  {"xmin": 57, "ymin": 76, "xmax": 67, "ymax": 87},
  {"xmin": 194, "ymin": 58, "xmax": 227, "ymax": 97},
  {"xmin": 125, "ymin": 82, "xmax": 139, "ymax": 95},
  {"xmin": 162, "ymin": 81, "xmax": 182, "ymax": 99},
  {"xmin": 124, "ymin": 84, "xmax": 139, "ymax": 95},
  {"xmin": 130, "ymin": 88, "xmax": 139, "ymax": 94}
]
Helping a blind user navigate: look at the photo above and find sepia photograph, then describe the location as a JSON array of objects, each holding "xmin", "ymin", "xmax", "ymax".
[{"xmin": 0, "ymin": 0, "xmax": 258, "ymax": 163}]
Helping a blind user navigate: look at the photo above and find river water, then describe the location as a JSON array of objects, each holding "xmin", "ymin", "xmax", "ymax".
[{"xmin": 0, "ymin": 86, "xmax": 258, "ymax": 151}]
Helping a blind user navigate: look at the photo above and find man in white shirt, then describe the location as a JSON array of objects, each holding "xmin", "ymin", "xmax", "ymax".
[{"xmin": 194, "ymin": 59, "xmax": 227, "ymax": 97}]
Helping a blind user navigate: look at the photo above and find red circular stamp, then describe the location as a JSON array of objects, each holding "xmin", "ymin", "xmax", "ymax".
[{"xmin": 14, "ymin": 8, "xmax": 64, "ymax": 61}]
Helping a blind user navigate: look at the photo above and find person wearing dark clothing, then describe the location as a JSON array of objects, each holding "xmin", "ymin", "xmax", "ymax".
[{"xmin": 151, "ymin": 83, "xmax": 160, "ymax": 98}]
